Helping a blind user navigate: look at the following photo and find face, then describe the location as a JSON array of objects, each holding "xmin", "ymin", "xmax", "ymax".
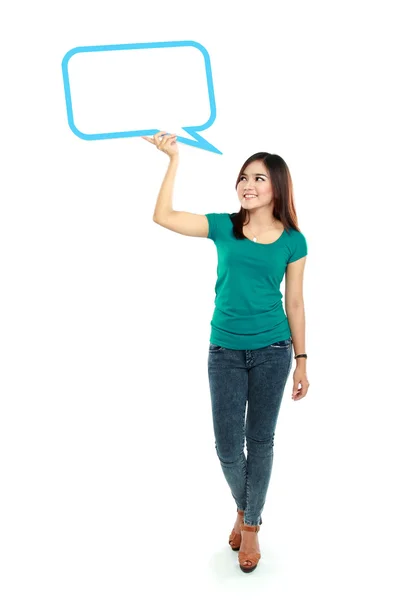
[{"xmin": 237, "ymin": 160, "xmax": 274, "ymax": 211}]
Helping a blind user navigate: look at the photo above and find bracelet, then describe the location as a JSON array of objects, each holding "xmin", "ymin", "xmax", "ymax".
[{"xmin": 294, "ymin": 353, "xmax": 307, "ymax": 359}]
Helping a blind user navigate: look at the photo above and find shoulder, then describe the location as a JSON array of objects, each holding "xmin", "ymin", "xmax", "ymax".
[
  {"xmin": 286, "ymin": 226, "xmax": 306, "ymax": 240},
  {"xmin": 205, "ymin": 212, "xmax": 231, "ymax": 218},
  {"xmin": 205, "ymin": 212, "xmax": 229, "ymax": 221},
  {"xmin": 205, "ymin": 212, "xmax": 230, "ymax": 230},
  {"xmin": 285, "ymin": 227, "xmax": 308, "ymax": 263},
  {"xmin": 205, "ymin": 212, "xmax": 230, "ymax": 241}
]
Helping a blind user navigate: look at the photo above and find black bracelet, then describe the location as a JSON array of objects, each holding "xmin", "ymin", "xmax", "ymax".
[{"xmin": 294, "ymin": 353, "xmax": 307, "ymax": 359}]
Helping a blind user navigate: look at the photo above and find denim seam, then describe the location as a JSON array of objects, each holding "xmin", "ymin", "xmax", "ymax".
[
  {"xmin": 286, "ymin": 343, "xmax": 293, "ymax": 380},
  {"xmin": 244, "ymin": 344, "xmax": 292, "ymax": 526}
]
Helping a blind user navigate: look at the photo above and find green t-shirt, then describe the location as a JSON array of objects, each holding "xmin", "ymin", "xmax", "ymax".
[{"xmin": 205, "ymin": 212, "xmax": 308, "ymax": 350}]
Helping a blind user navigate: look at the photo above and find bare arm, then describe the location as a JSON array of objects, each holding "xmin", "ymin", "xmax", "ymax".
[
  {"xmin": 152, "ymin": 155, "xmax": 179, "ymax": 221},
  {"xmin": 286, "ymin": 303, "xmax": 306, "ymax": 365},
  {"xmin": 152, "ymin": 155, "xmax": 209, "ymax": 237},
  {"xmin": 285, "ymin": 257, "xmax": 307, "ymax": 366}
]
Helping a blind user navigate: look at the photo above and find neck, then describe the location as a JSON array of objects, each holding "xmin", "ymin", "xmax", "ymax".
[{"xmin": 246, "ymin": 210, "xmax": 277, "ymax": 230}]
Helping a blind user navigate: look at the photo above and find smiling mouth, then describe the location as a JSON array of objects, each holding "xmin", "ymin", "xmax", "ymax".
[{"xmin": 244, "ymin": 195, "xmax": 257, "ymax": 199}]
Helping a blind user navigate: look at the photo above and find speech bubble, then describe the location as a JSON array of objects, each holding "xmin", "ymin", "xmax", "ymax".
[{"xmin": 61, "ymin": 40, "xmax": 221, "ymax": 155}]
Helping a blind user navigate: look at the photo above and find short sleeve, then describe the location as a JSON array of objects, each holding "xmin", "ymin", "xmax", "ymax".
[
  {"xmin": 288, "ymin": 230, "xmax": 308, "ymax": 263},
  {"xmin": 205, "ymin": 213, "xmax": 219, "ymax": 241}
]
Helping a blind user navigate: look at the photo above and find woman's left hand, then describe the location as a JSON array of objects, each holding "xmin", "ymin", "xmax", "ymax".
[{"xmin": 292, "ymin": 367, "xmax": 310, "ymax": 401}]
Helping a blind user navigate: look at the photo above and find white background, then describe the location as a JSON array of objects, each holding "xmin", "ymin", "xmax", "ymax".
[
  {"xmin": 1, "ymin": 0, "xmax": 399, "ymax": 598},
  {"xmin": 67, "ymin": 44, "xmax": 209, "ymax": 137}
]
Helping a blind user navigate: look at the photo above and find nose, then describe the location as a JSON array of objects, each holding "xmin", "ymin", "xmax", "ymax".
[{"xmin": 244, "ymin": 181, "xmax": 256, "ymax": 190}]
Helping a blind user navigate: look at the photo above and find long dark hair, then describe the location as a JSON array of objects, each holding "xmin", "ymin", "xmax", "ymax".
[{"xmin": 230, "ymin": 152, "xmax": 303, "ymax": 239}]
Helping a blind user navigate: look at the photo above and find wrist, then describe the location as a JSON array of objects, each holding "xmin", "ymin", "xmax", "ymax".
[{"xmin": 295, "ymin": 358, "xmax": 307, "ymax": 370}]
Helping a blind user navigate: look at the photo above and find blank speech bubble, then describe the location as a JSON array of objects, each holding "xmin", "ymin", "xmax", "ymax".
[{"xmin": 61, "ymin": 40, "xmax": 221, "ymax": 155}]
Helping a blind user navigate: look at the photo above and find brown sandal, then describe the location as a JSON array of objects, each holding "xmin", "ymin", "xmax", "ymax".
[
  {"xmin": 238, "ymin": 523, "xmax": 261, "ymax": 573},
  {"xmin": 228, "ymin": 509, "xmax": 245, "ymax": 551}
]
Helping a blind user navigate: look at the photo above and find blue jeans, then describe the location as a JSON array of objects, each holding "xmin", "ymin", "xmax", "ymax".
[{"xmin": 207, "ymin": 337, "xmax": 293, "ymax": 526}]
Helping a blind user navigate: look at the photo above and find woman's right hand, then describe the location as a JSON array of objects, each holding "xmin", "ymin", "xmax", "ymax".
[{"xmin": 141, "ymin": 130, "xmax": 179, "ymax": 158}]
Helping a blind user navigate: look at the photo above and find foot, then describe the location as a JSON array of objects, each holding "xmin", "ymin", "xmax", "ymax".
[
  {"xmin": 229, "ymin": 510, "xmax": 244, "ymax": 549},
  {"xmin": 239, "ymin": 528, "xmax": 260, "ymax": 568}
]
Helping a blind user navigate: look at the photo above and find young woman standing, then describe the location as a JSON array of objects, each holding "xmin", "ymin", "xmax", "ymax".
[{"xmin": 142, "ymin": 131, "xmax": 310, "ymax": 574}]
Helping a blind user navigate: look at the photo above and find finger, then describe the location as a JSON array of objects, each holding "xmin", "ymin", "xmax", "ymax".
[
  {"xmin": 293, "ymin": 383, "xmax": 309, "ymax": 399},
  {"xmin": 159, "ymin": 133, "xmax": 176, "ymax": 145},
  {"xmin": 158, "ymin": 134, "xmax": 177, "ymax": 150},
  {"xmin": 152, "ymin": 131, "xmax": 166, "ymax": 146},
  {"xmin": 156, "ymin": 132, "xmax": 170, "ymax": 146},
  {"xmin": 141, "ymin": 136, "xmax": 155, "ymax": 144}
]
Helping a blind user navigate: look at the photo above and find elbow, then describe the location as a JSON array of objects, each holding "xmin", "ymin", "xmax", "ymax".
[{"xmin": 285, "ymin": 300, "xmax": 304, "ymax": 311}]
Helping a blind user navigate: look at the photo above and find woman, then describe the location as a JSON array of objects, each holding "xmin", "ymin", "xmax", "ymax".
[{"xmin": 143, "ymin": 131, "xmax": 310, "ymax": 574}]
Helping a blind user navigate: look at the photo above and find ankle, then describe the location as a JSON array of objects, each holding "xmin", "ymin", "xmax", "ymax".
[{"xmin": 241, "ymin": 523, "xmax": 261, "ymax": 532}]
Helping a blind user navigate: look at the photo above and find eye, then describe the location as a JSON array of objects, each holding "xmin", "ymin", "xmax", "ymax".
[{"xmin": 240, "ymin": 176, "xmax": 265, "ymax": 181}]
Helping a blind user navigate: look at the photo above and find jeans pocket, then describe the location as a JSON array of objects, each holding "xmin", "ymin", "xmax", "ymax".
[
  {"xmin": 209, "ymin": 343, "xmax": 223, "ymax": 352},
  {"xmin": 270, "ymin": 337, "xmax": 292, "ymax": 348}
]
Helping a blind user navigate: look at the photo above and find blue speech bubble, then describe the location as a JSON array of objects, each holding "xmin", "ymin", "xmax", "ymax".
[{"xmin": 61, "ymin": 40, "xmax": 221, "ymax": 155}]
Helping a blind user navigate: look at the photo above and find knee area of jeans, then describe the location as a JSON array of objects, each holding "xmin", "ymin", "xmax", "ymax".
[
  {"xmin": 246, "ymin": 434, "xmax": 275, "ymax": 451},
  {"xmin": 215, "ymin": 446, "xmax": 244, "ymax": 464}
]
